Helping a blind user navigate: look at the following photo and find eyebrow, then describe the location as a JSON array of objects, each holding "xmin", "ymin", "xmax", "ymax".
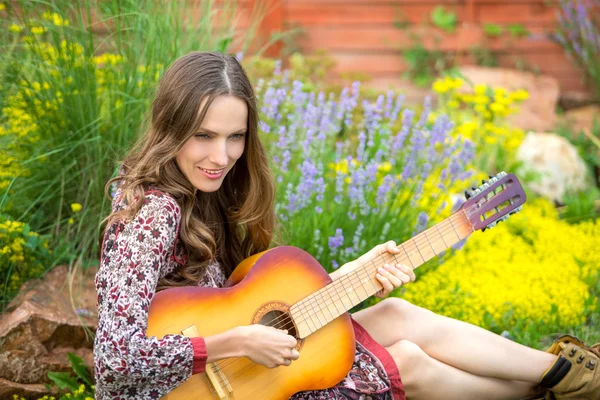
[{"xmin": 196, "ymin": 128, "xmax": 247, "ymax": 135}]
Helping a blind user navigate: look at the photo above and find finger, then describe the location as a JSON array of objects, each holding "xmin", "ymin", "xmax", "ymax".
[
  {"xmin": 395, "ymin": 263, "xmax": 416, "ymax": 282},
  {"xmin": 290, "ymin": 349, "xmax": 300, "ymax": 360},
  {"xmin": 282, "ymin": 358, "xmax": 292, "ymax": 367},
  {"xmin": 379, "ymin": 266, "xmax": 403, "ymax": 287},
  {"xmin": 385, "ymin": 264, "xmax": 412, "ymax": 285},
  {"xmin": 385, "ymin": 240, "xmax": 400, "ymax": 254},
  {"xmin": 376, "ymin": 271, "xmax": 395, "ymax": 293}
]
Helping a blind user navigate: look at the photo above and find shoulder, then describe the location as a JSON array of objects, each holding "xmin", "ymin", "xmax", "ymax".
[
  {"xmin": 112, "ymin": 186, "xmax": 181, "ymax": 222},
  {"xmin": 141, "ymin": 189, "xmax": 181, "ymax": 218}
]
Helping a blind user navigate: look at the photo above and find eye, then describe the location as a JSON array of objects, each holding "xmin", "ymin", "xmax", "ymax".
[
  {"xmin": 230, "ymin": 133, "xmax": 246, "ymax": 140},
  {"xmin": 195, "ymin": 133, "xmax": 211, "ymax": 139}
]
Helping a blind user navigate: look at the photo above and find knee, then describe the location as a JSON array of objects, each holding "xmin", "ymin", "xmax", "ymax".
[
  {"xmin": 387, "ymin": 339, "xmax": 428, "ymax": 372},
  {"xmin": 377, "ymin": 297, "xmax": 426, "ymax": 321},
  {"xmin": 386, "ymin": 340, "xmax": 431, "ymax": 394}
]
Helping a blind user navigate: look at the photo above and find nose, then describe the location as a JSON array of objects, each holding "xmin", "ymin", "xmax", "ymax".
[{"xmin": 208, "ymin": 139, "xmax": 229, "ymax": 167}]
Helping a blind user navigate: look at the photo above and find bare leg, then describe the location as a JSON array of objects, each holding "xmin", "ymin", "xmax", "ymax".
[
  {"xmin": 388, "ymin": 339, "xmax": 537, "ymax": 400},
  {"xmin": 353, "ymin": 298, "xmax": 557, "ymax": 382}
]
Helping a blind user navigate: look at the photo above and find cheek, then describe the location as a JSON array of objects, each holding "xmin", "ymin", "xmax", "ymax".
[{"xmin": 229, "ymin": 141, "xmax": 245, "ymax": 161}]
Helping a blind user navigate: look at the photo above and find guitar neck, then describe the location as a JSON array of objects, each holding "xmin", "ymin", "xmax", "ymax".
[{"xmin": 291, "ymin": 210, "xmax": 473, "ymax": 339}]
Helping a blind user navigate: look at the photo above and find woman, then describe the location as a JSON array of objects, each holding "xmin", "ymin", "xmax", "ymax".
[{"xmin": 94, "ymin": 51, "xmax": 599, "ymax": 400}]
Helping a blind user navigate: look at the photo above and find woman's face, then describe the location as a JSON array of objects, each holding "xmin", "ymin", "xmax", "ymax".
[{"xmin": 176, "ymin": 95, "xmax": 247, "ymax": 192}]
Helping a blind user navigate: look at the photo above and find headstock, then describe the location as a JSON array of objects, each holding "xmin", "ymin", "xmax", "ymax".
[{"xmin": 459, "ymin": 172, "xmax": 526, "ymax": 231}]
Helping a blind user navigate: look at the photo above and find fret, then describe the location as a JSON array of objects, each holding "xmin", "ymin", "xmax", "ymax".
[
  {"xmin": 357, "ymin": 262, "xmax": 381, "ymax": 296},
  {"xmin": 417, "ymin": 232, "xmax": 435, "ymax": 261},
  {"xmin": 350, "ymin": 268, "xmax": 370, "ymax": 299},
  {"xmin": 305, "ymin": 296, "xmax": 322, "ymax": 330},
  {"xmin": 329, "ymin": 282, "xmax": 345, "ymax": 315},
  {"xmin": 334, "ymin": 279, "xmax": 353, "ymax": 311},
  {"xmin": 435, "ymin": 223, "xmax": 450, "ymax": 247},
  {"xmin": 412, "ymin": 238, "xmax": 426, "ymax": 264},
  {"xmin": 341, "ymin": 273, "xmax": 360, "ymax": 308},
  {"xmin": 399, "ymin": 244, "xmax": 416, "ymax": 269},
  {"xmin": 426, "ymin": 227, "xmax": 447, "ymax": 254},
  {"xmin": 313, "ymin": 290, "xmax": 329, "ymax": 327},
  {"xmin": 357, "ymin": 269, "xmax": 370, "ymax": 297},
  {"xmin": 321, "ymin": 286, "xmax": 337, "ymax": 322},
  {"xmin": 424, "ymin": 230, "xmax": 437, "ymax": 255},
  {"xmin": 297, "ymin": 305, "xmax": 314, "ymax": 335},
  {"xmin": 448, "ymin": 216, "xmax": 462, "ymax": 241},
  {"xmin": 315, "ymin": 289, "xmax": 330, "ymax": 326}
]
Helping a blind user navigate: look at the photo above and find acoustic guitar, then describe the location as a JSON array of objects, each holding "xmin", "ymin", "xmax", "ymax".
[{"xmin": 147, "ymin": 171, "xmax": 526, "ymax": 399}]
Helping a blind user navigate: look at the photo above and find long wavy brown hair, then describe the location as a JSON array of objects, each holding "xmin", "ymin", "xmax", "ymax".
[{"xmin": 102, "ymin": 51, "xmax": 275, "ymax": 290}]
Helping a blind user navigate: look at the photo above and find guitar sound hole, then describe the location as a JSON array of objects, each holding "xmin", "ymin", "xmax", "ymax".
[{"xmin": 259, "ymin": 310, "xmax": 297, "ymax": 338}]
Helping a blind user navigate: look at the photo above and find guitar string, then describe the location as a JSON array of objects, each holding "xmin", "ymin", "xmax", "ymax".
[
  {"xmin": 222, "ymin": 205, "xmax": 479, "ymax": 339},
  {"xmin": 214, "ymin": 195, "xmax": 516, "ymax": 383},
  {"xmin": 212, "ymin": 206, "xmax": 508, "ymax": 386},
  {"xmin": 212, "ymin": 203, "xmax": 489, "ymax": 378},
  {"xmin": 210, "ymin": 204, "xmax": 491, "ymax": 378}
]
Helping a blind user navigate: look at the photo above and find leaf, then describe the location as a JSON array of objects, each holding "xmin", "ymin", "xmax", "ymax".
[
  {"xmin": 48, "ymin": 372, "xmax": 79, "ymax": 391},
  {"xmin": 483, "ymin": 23, "xmax": 503, "ymax": 38},
  {"xmin": 68, "ymin": 352, "xmax": 93, "ymax": 386},
  {"xmin": 431, "ymin": 6, "xmax": 457, "ymax": 33},
  {"xmin": 216, "ymin": 37, "xmax": 233, "ymax": 54},
  {"xmin": 507, "ymin": 24, "xmax": 530, "ymax": 38}
]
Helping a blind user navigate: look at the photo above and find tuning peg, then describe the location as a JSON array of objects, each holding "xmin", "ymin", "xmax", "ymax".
[
  {"xmin": 464, "ymin": 190, "xmax": 472, "ymax": 200},
  {"xmin": 482, "ymin": 180, "xmax": 487, "ymax": 184}
]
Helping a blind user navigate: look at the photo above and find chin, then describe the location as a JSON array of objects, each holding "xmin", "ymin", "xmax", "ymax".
[{"xmin": 193, "ymin": 177, "xmax": 226, "ymax": 193}]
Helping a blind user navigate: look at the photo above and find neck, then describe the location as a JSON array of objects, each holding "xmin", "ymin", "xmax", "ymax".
[{"xmin": 291, "ymin": 211, "xmax": 473, "ymax": 338}]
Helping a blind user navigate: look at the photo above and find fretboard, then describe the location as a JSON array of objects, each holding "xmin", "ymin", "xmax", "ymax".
[{"xmin": 291, "ymin": 211, "xmax": 472, "ymax": 338}]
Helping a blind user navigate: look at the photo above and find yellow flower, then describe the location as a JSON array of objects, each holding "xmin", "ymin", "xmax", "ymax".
[
  {"xmin": 448, "ymin": 100, "xmax": 460, "ymax": 109},
  {"xmin": 68, "ymin": 218, "xmax": 75, "ymax": 225},
  {"xmin": 378, "ymin": 161, "xmax": 392, "ymax": 173},
  {"xmin": 474, "ymin": 104, "xmax": 487, "ymax": 114},
  {"xmin": 474, "ymin": 84, "xmax": 487, "ymax": 95},
  {"xmin": 52, "ymin": 13, "xmax": 69, "ymax": 26},
  {"xmin": 473, "ymin": 95, "xmax": 489, "ymax": 105},
  {"xmin": 432, "ymin": 79, "xmax": 450, "ymax": 94},
  {"xmin": 0, "ymin": 3, "xmax": 5, "ymax": 11},
  {"xmin": 489, "ymin": 102, "xmax": 506, "ymax": 114},
  {"xmin": 510, "ymin": 89, "xmax": 529, "ymax": 102},
  {"xmin": 9, "ymin": 24, "xmax": 22, "ymax": 33},
  {"xmin": 70, "ymin": 202, "xmax": 82, "ymax": 213},
  {"xmin": 30, "ymin": 26, "xmax": 46, "ymax": 35}
]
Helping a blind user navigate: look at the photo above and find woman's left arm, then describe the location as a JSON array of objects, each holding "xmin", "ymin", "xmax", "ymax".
[{"xmin": 329, "ymin": 240, "xmax": 416, "ymax": 298}]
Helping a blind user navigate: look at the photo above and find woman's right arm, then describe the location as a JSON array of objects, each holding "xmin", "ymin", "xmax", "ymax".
[{"xmin": 205, "ymin": 325, "xmax": 300, "ymax": 368}]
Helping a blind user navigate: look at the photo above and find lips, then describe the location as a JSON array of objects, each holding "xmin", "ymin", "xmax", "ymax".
[{"xmin": 199, "ymin": 167, "xmax": 224, "ymax": 175}]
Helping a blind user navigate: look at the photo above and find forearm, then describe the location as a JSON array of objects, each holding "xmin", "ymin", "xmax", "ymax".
[{"xmin": 205, "ymin": 327, "xmax": 246, "ymax": 363}]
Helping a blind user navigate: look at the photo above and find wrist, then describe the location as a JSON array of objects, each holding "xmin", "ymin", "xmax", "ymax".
[
  {"xmin": 205, "ymin": 327, "xmax": 246, "ymax": 362},
  {"xmin": 233, "ymin": 326, "xmax": 249, "ymax": 358}
]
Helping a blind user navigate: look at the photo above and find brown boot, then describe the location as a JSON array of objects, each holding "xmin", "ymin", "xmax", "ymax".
[{"xmin": 538, "ymin": 335, "xmax": 600, "ymax": 399}]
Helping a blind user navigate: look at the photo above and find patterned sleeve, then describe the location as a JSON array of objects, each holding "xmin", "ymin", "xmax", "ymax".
[{"xmin": 94, "ymin": 191, "xmax": 207, "ymax": 398}]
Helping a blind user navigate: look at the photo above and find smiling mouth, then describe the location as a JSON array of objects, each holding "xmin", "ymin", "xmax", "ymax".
[{"xmin": 199, "ymin": 167, "xmax": 225, "ymax": 175}]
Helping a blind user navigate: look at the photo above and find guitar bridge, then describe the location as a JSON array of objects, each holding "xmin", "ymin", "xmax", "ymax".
[{"xmin": 182, "ymin": 325, "xmax": 234, "ymax": 399}]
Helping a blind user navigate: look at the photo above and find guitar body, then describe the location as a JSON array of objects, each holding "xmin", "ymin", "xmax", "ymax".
[{"xmin": 147, "ymin": 246, "xmax": 356, "ymax": 399}]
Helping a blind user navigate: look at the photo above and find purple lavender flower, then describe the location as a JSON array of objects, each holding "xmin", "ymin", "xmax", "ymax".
[
  {"xmin": 328, "ymin": 228, "xmax": 344, "ymax": 250},
  {"xmin": 413, "ymin": 211, "xmax": 429, "ymax": 235},
  {"xmin": 376, "ymin": 175, "xmax": 394, "ymax": 205}
]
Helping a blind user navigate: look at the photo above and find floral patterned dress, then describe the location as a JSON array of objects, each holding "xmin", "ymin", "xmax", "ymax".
[{"xmin": 94, "ymin": 187, "xmax": 405, "ymax": 399}]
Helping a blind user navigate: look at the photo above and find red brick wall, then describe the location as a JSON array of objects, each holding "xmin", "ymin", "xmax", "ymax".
[{"xmin": 254, "ymin": 0, "xmax": 591, "ymax": 94}]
